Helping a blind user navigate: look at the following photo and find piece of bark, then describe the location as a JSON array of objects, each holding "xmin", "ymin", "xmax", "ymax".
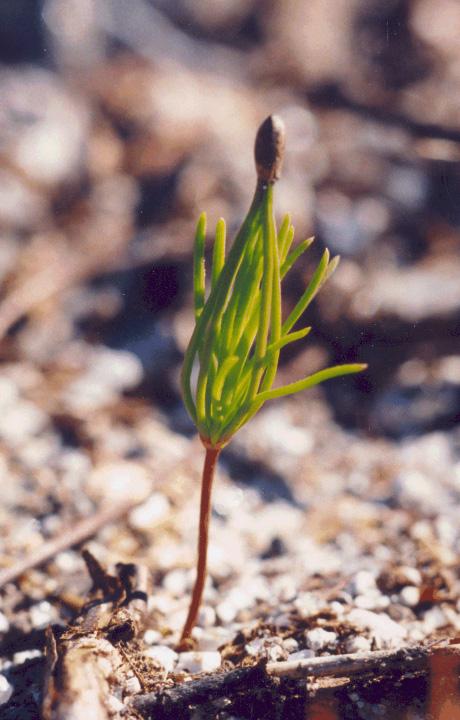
[{"xmin": 42, "ymin": 551, "xmax": 150, "ymax": 720}]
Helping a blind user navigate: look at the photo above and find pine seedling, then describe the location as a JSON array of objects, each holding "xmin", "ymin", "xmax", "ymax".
[{"xmin": 179, "ymin": 116, "xmax": 366, "ymax": 644}]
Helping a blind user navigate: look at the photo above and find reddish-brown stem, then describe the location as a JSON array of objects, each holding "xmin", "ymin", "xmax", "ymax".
[{"xmin": 180, "ymin": 445, "xmax": 220, "ymax": 644}]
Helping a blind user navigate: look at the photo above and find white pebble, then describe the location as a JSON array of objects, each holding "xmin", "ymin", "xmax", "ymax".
[
  {"xmin": 162, "ymin": 569, "xmax": 189, "ymax": 596},
  {"xmin": 345, "ymin": 635, "xmax": 372, "ymax": 653},
  {"xmin": 258, "ymin": 408, "xmax": 312, "ymax": 456},
  {"xmin": 129, "ymin": 493, "xmax": 170, "ymax": 531},
  {"xmin": 13, "ymin": 650, "xmax": 42, "ymax": 665},
  {"xmin": 422, "ymin": 606, "xmax": 447, "ymax": 633},
  {"xmin": 0, "ymin": 377, "xmax": 18, "ymax": 410},
  {"xmin": 0, "ymin": 612, "xmax": 9, "ymax": 634},
  {"xmin": 348, "ymin": 609, "xmax": 407, "ymax": 649},
  {"xmin": 193, "ymin": 627, "xmax": 234, "ymax": 651},
  {"xmin": 245, "ymin": 638, "xmax": 265, "ymax": 657},
  {"xmin": 198, "ymin": 605, "xmax": 216, "ymax": 628},
  {"xmin": 86, "ymin": 461, "xmax": 150, "ymax": 503},
  {"xmin": 0, "ymin": 401, "xmax": 47, "ymax": 447},
  {"xmin": 305, "ymin": 628, "xmax": 337, "ymax": 651},
  {"xmin": 267, "ymin": 644, "xmax": 285, "ymax": 662},
  {"xmin": 293, "ymin": 593, "xmax": 320, "ymax": 619},
  {"xmin": 396, "ymin": 471, "xmax": 439, "ymax": 512},
  {"xmin": 354, "ymin": 592, "xmax": 389, "ymax": 611},
  {"xmin": 216, "ymin": 600, "xmax": 237, "ymax": 625},
  {"xmin": 144, "ymin": 646, "xmax": 178, "ymax": 673},
  {"xmin": 53, "ymin": 551, "xmax": 81, "ymax": 573},
  {"xmin": 143, "ymin": 629, "xmax": 162, "ymax": 645},
  {"xmin": 125, "ymin": 675, "xmax": 141, "ymax": 694},
  {"xmin": 177, "ymin": 651, "xmax": 221, "ymax": 674},
  {"xmin": 399, "ymin": 586, "xmax": 420, "ymax": 607},
  {"xmin": 63, "ymin": 379, "xmax": 115, "ymax": 412},
  {"xmin": 287, "ymin": 649, "xmax": 315, "ymax": 661},
  {"xmin": 272, "ymin": 612, "xmax": 291, "ymax": 629},
  {"xmin": 0, "ymin": 675, "xmax": 13, "ymax": 705},
  {"xmin": 350, "ymin": 571, "xmax": 377, "ymax": 596},
  {"xmin": 282, "ymin": 638, "xmax": 299, "ymax": 653},
  {"xmin": 63, "ymin": 349, "xmax": 143, "ymax": 412},
  {"xmin": 106, "ymin": 695, "xmax": 125, "ymax": 713},
  {"xmin": 30, "ymin": 601, "xmax": 53, "ymax": 629},
  {"xmin": 398, "ymin": 567, "xmax": 422, "ymax": 586},
  {"xmin": 330, "ymin": 601, "xmax": 346, "ymax": 617}
]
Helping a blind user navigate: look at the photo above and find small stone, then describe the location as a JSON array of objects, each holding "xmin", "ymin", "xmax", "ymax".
[
  {"xmin": 63, "ymin": 379, "xmax": 115, "ymax": 412},
  {"xmin": 13, "ymin": 650, "xmax": 42, "ymax": 665},
  {"xmin": 143, "ymin": 629, "xmax": 162, "ymax": 645},
  {"xmin": 0, "ymin": 401, "xmax": 48, "ymax": 447},
  {"xmin": 106, "ymin": 696, "xmax": 125, "ymax": 713},
  {"xmin": 129, "ymin": 493, "xmax": 170, "ymax": 531},
  {"xmin": 354, "ymin": 594, "xmax": 382, "ymax": 610},
  {"xmin": 245, "ymin": 638, "xmax": 265, "ymax": 656},
  {"xmin": 287, "ymin": 649, "xmax": 315, "ymax": 661},
  {"xmin": 89, "ymin": 349, "xmax": 143, "ymax": 390},
  {"xmin": 399, "ymin": 586, "xmax": 420, "ymax": 607},
  {"xmin": 305, "ymin": 628, "xmax": 337, "ymax": 651},
  {"xmin": 441, "ymin": 607, "xmax": 460, "ymax": 632},
  {"xmin": 177, "ymin": 651, "xmax": 221, "ymax": 674},
  {"xmin": 422, "ymin": 606, "xmax": 447, "ymax": 633},
  {"xmin": 86, "ymin": 461, "xmax": 150, "ymax": 503},
  {"xmin": 53, "ymin": 551, "xmax": 81, "ymax": 573},
  {"xmin": 0, "ymin": 675, "xmax": 13, "ymax": 705},
  {"xmin": 330, "ymin": 601, "xmax": 346, "ymax": 617},
  {"xmin": 406, "ymin": 624, "xmax": 425, "ymax": 643},
  {"xmin": 144, "ymin": 646, "xmax": 178, "ymax": 673},
  {"xmin": 399, "ymin": 567, "xmax": 422, "ymax": 586},
  {"xmin": 282, "ymin": 638, "xmax": 299, "ymax": 653},
  {"xmin": 345, "ymin": 635, "xmax": 372, "ymax": 653},
  {"xmin": 0, "ymin": 612, "xmax": 10, "ymax": 634},
  {"xmin": 194, "ymin": 627, "xmax": 234, "ymax": 651},
  {"xmin": 166, "ymin": 608, "xmax": 187, "ymax": 632},
  {"xmin": 267, "ymin": 643, "xmax": 286, "ymax": 662},
  {"xmin": 162, "ymin": 569, "xmax": 189, "ymax": 596},
  {"xmin": 350, "ymin": 571, "xmax": 378, "ymax": 596},
  {"xmin": 63, "ymin": 348, "xmax": 143, "ymax": 412},
  {"xmin": 30, "ymin": 601, "xmax": 54, "ymax": 629},
  {"xmin": 276, "ymin": 576, "xmax": 297, "ymax": 603},
  {"xmin": 125, "ymin": 675, "xmax": 141, "ymax": 694},
  {"xmin": 216, "ymin": 600, "xmax": 237, "ymax": 624},
  {"xmin": 293, "ymin": 592, "xmax": 320, "ymax": 619},
  {"xmin": 272, "ymin": 612, "xmax": 291, "ymax": 629},
  {"xmin": 0, "ymin": 378, "xmax": 18, "ymax": 409},
  {"xmin": 348, "ymin": 609, "xmax": 407, "ymax": 649},
  {"xmin": 198, "ymin": 605, "xmax": 216, "ymax": 628}
]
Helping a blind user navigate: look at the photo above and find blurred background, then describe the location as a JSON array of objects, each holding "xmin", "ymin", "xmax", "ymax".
[
  {"xmin": 1, "ymin": 4, "xmax": 460, "ymax": 714},
  {"xmin": 0, "ymin": 0, "xmax": 459, "ymax": 442}
]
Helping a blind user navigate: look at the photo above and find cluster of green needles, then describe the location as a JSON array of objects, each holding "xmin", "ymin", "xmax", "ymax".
[{"xmin": 179, "ymin": 115, "xmax": 366, "ymax": 645}]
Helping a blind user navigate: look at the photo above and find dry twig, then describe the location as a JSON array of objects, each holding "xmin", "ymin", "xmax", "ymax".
[
  {"xmin": 0, "ymin": 498, "xmax": 145, "ymax": 589},
  {"xmin": 266, "ymin": 641, "xmax": 460, "ymax": 679}
]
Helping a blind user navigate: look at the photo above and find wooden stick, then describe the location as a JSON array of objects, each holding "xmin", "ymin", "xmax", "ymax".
[
  {"xmin": 266, "ymin": 642, "xmax": 460, "ymax": 679},
  {"xmin": 0, "ymin": 498, "xmax": 144, "ymax": 588}
]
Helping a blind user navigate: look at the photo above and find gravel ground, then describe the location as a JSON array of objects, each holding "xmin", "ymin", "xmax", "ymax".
[{"xmin": 0, "ymin": 1, "xmax": 460, "ymax": 718}]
